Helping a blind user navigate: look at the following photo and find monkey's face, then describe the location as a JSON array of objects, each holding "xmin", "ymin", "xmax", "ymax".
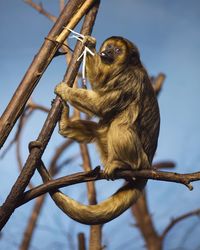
[{"xmin": 99, "ymin": 36, "xmax": 140, "ymax": 66}]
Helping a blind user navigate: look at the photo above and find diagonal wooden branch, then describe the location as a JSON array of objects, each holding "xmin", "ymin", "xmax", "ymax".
[
  {"xmin": 0, "ymin": 0, "xmax": 95, "ymax": 149},
  {"xmin": 18, "ymin": 168, "xmax": 200, "ymax": 207},
  {"xmin": 0, "ymin": 0, "xmax": 99, "ymax": 231}
]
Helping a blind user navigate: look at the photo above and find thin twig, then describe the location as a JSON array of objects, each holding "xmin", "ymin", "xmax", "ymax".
[
  {"xmin": 161, "ymin": 208, "xmax": 200, "ymax": 239},
  {"xmin": 27, "ymin": 99, "xmax": 49, "ymax": 113},
  {"xmin": 24, "ymin": 0, "xmax": 57, "ymax": 22},
  {"xmin": 152, "ymin": 73, "xmax": 166, "ymax": 95},
  {"xmin": 153, "ymin": 161, "xmax": 175, "ymax": 169}
]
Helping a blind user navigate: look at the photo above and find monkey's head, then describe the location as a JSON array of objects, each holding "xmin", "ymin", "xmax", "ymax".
[{"xmin": 99, "ymin": 36, "xmax": 141, "ymax": 66}]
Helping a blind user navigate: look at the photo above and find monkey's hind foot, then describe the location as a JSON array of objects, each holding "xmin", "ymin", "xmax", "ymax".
[{"xmin": 104, "ymin": 161, "xmax": 131, "ymax": 181}]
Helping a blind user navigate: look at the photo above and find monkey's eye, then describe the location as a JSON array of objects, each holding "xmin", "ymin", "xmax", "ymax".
[
  {"xmin": 106, "ymin": 44, "xmax": 112, "ymax": 49},
  {"xmin": 115, "ymin": 48, "xmax": 121, "ymax": 54}
]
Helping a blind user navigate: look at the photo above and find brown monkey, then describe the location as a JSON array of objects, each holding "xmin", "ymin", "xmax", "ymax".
[{"xmin": 51, "ymin": 36, "xmax": 160, "ymax": 225}]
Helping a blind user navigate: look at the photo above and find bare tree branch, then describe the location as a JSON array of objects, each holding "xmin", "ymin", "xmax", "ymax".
[{"xmin": 18, "ymin": 168, "xmax": 200, "ymax": 207}]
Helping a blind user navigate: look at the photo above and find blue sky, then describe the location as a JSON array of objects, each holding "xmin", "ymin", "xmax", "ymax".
[{"xmin": 0, "ymin": 1, "xmax": 200, "ymax": 249}]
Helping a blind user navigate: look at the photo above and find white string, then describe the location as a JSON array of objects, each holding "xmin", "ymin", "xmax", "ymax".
[
  {"xmin": 67, "ymin": 28, "xmax": 85, "ymax": 39},
  {"xmin": 66, "ymin": 28, "xmax": 95, "ymax": 87}
]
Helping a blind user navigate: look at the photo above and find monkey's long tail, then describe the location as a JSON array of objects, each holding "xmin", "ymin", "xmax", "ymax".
[
  {"xmin": 39, "ymin": 164, "xmax": 146, "ymax": 225},
  {"xmin": 52, "ymin": 180, "xmax": 146, "ymax": 225}
]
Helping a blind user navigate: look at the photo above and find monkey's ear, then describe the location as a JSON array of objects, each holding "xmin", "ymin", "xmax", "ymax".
[
  {"xmin": 130, "ymin": 49, "xmax": 141, "ymax": 65},
  {"xmin": 131, "ymin": 48, "xmax": 140, "ymax": 57}
]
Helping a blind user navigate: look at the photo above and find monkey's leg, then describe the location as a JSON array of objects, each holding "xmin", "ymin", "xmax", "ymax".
[
  {"xmin": 59, "ymin": 103, "xmax": 98, "ymax": 143},
  {"xmin": 105, "ymin": 124, "xmax": 150, "ymax": 179}
]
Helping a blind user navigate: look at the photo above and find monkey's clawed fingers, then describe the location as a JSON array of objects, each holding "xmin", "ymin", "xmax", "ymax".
[
  {"xmin": 54, "ymin": 82, "xmax": 70, "ymax": 100},
  {"xmin": 104, "ymin": 165, "xmax": 118, "ymax": 181},
  {"xmin": 104, "ymin": 162, "xmax": 133, "ymax": 181},
  {"xmin": 83, "ymin": 35, "xmax": 96, "ymax": 49},
  {"xmin": 60, "ymin": 101, "xmax": 69, "ymax": 116}
]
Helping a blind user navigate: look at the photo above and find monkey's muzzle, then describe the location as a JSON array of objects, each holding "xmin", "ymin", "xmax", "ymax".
[{"xmin": 100, "ymin": 49, "xmax": 114, "ymax": 64}]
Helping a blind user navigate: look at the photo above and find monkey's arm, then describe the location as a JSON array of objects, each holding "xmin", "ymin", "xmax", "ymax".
[
  {"xmin": 55, "ymin": 83, "xmax": 100, "ymax": 116},
  {"xmin": 55, "ymin": 82, "xmax": 122, "ymax": 118}
]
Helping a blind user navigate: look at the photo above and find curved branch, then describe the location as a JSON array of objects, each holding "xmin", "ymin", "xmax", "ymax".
[
  {"xmin": 17, "ymin": 168, "xmax": 200, "ymax": 207},
  {"xmin": 161, "ymin": 208, "xmax": 200, "ymax": 239}
]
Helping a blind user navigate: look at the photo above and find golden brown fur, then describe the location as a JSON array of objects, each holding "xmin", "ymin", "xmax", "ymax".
[{"xmin": 51, "ymin": 36, "xmax": 160, "ymax": 224}]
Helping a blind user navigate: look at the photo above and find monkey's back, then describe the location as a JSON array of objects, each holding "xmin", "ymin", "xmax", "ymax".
[{"xmin": 137, "ymin": 76, "xmax": 160, "ymax": 164}]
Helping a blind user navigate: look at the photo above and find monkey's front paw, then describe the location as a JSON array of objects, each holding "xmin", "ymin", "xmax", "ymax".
[
  {"xmin": 83, "ymin": 35, "xmax": 96, "ymax": 49},
  {"xmin": 54, "ymin": 82, "xmax": 69, "ymax": 100}
]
